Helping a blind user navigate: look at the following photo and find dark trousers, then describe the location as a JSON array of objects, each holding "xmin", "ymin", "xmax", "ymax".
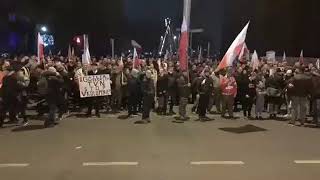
[
  {"xmin": 128, "ymin": 94, "xmax": 138, "ymax": 115},
  {"xmin": 222, "ymin": 95, "xmax": 235, "ymax": 117},
  {"xmin": 0, "ymin": 99, "xmax": 18, "ymax": 126},
  {"xmin": 241, "ymin": 97, "xmax": 254, "ymax": 117},
  {"xmin": 198, "ymin": 94, "xmax": 209, "ymax": 117},
  {"xmin": 168, "ymin": 93, "xmax": 176, "ymax": 112},
  {"xmin": 18, "ymin": 95, "xmax": 28, "ymax": 122},
  {"xmin": 112, "ymin": 89, "xmax": 122, "ymax": 111},
  {"xmin": 87, "ymin": 97, "xmax": 101, "ymax": 115},
  {"xmin": 313, "ymin": 98, "xmax": 320, "ymax": 125},
  {"xmin": 158, "ymin": 93, "xmax": 168, "ymax": 113},
  {"xmin": 142, "ymin": 94, "xmax": 153, "ymax": 120},
  {"xmin": 179, "ymin": 97, "xmax": 188, "ymax": 118}
]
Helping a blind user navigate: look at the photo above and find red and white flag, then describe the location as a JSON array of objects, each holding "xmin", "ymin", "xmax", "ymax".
[
  {"xmin": 299, "ymin": 50, "xmax": 304, "ymax": 65},
  {"xmin": 68, "ymin": 44, "xmax": 72, "ymax": 62},
  {"xmin": 283, "ymin": 51, "xmax": 287, "ymax": 62},
  {"xmin": 251, "ymin": 50, "xmax": 259, "ymax": 70},
  {"xmin": 216, "ymin": 22, "xmax": 250, "ymax": 72},
  {"xmin": 131, "ymin": 40, "xmax": 142, "ymax": 50},
  {"xmin": 118, "ymin": 56, "xmax": 124, "ymax": 70},
  {"xmin": 238, "ymin": 42, "xmax": 249, "ymax": 62},
  {"xmin": 133, "ymin": 48, "xmax": 140, "ymax": 69},
  {"xmin": 82, "ymin": 34, "xmax": 91, "ymax": 65},
  {"xmin": 37, "ymin": 33, "xmax": 44, "ymax": 63},
  {"xmin": 179, "ymin": 16, "xmax": 189, "ymax": 71}
]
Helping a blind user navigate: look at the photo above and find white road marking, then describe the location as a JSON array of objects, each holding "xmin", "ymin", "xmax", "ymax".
[
  {"xmin": 294, "ymin": 160, "xmax": 320, "ymax": 164},
  {"xmin": 190, "ymin": 161, "xmax": 244, "ymax": 165},
  {"xmin": 83, "ymin": 162, "xmax": 139, "ymax": 166},
  {"xmin": 0, "ymin": 163, "xmax": 30, "ymax": 167}
]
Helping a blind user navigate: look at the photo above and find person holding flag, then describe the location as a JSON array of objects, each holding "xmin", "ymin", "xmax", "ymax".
[{"xmin": 216, "ymin": 22, "xmax": 250, "ymax": 72}]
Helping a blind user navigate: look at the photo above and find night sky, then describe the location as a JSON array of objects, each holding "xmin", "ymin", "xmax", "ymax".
[{"xmin": 1, "ymin": 0, "xmax": 319, "ymax": 57}]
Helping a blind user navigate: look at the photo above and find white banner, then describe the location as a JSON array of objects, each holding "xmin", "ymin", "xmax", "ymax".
[
  {"xmin": 266, "ymin": 51, "xmax": 276, "ymax": 62},
  {"xmin": 79, "ymin": 74, "xmax": 111, "ymax": 98}
]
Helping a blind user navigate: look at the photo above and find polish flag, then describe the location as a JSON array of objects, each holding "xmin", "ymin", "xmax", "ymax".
[
  {"xmin": 133, "ymin": 48, "xmax": 140, "ymax": 69},
  {"xmin": 238, "ymin": 43, "xmax": 249, "ymax": 62},
  {"xmin": 179, "ymin": 16, "xmax": 189, "ymax": 71},
  {"xmin": 251, "ymin": 50, "xmax": 259, "ymax": 70},
  {"xmin": 283, "ymin": 51, "xmax": 287, "ymax": 62},
  {"xmin": 216, "ymin": 22, "xmax": 250, "ymax": 72},
  {"xmin": 299, "ymin": 50, "xmax": 304, "ymax": 65},
  {"xmin": 118, "ymin": 56, "xmax": 124, "ymax": 71},
  {"xmin": 37, "ymin": 33, "xmax": 44, "ymax": 63},
  {"xmin": 82, "ymin": 34, "xmax": 91, "ymax": 65},
  {"xmin": 68, "ymin": 44, "xmax": 72, "ymax": 62},
  {"xmin": 131, "ymin": 40, "xmax": 142, "ymax": 50}
]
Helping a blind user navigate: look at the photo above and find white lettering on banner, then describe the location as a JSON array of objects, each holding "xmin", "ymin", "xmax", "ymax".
[{"xmin": 79, "ymin": 74, "xmax": 111, "ymax": 98}]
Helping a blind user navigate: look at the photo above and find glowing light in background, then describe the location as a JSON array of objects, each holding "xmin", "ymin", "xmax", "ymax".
[{"xmin": 41, "ymin": 26, "xmax": 47, "ymax": 32}]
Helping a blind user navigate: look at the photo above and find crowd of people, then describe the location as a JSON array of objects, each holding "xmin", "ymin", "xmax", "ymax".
[{"xmin": 0, "ymin": 54, "xmax": 320, "ymax": 128}]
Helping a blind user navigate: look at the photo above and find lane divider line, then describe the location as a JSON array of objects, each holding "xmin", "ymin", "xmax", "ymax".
[
  {"xmin": 190, "ymin": 161, "xmax": 244, "ymax": 165},
  {"xmin": 294, "ymin": 160, "xmax": 320, "ymax": 164},
  {"xmin": 83, "ymin": 162, "xmax": 139, "ymax": 166},
  {"xmin": 0, "ymin": 163, "xmax": 30, "ymax": 168}
]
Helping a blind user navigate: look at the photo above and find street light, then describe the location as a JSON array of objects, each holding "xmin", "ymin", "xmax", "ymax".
[
  {"xmin": 41, "ymin": 26, "xmax": 47, "ymax": 32},
  {"xmin": 76, "ymin": 37, "xmax": 81, "ymax": 44},
  {"xmin": 173, "ymin": 36, "xmax": 177, "ymax": 40}
]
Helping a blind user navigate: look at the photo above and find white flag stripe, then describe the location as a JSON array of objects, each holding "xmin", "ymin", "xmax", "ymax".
[
  {"xmin": 83, "ymin": 162, "xmax": 139, "ymax": 166},
  {"xmin": 190, "ymin": 161, "xmax": 244, "ymax": 165},
  {"xmin": 294, "ymin": 160, "xmax": 320, "ymax": 164},
  {"xmin": 0, "ymin": 163, "xmax": 30, "ymax": 167}
]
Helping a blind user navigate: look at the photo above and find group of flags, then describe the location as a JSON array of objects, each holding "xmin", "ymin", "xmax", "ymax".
[{"xmin": 36, "ymin": 3, "xmax": 318, "ymax": 72}]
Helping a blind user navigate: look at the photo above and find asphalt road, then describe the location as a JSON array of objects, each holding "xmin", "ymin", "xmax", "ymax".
[{"xmin": 1, "ymin": 107, "xmax": 320, "ymax": 180}]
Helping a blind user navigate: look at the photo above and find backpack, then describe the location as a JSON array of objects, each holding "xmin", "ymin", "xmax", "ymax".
[{"xmin": 37, "ymin": 76, "xmax": 48, "ymax": 95}]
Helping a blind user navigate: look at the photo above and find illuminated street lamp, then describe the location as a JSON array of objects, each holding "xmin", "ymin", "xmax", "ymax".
[
  {"xmin": 76, "ymin": 37, "xmax": 81, "ymax": 44},
  {"xmin": 41, "ymin": 26, "xmax": 47, "ymax": 32}
]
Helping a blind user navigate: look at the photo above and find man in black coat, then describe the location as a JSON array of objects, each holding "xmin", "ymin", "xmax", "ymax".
[
  {"xmin": 127, "ymin": 69, "xmax": 141, "ymax": 117},
  {"xmin": 0, "ymin": 66, "xmax": 21, "ymax": 127},
  {"xmin": 311, "ymin": 70, "xmax": 320, "ymax": 127},
  {"xmin": 135, "ymin": 70, "xmax": 155, "ymax": 124},
  {"xmin": 43, "ymin": 67, "xmax": 64, "ymax": 128},
  {"xmin": 288, "ymin": 67, "xmax": 312, "ymax": 126},
  {"xmin": 156, "ymin": 70, "xmax": 169, "ymax": 115},
  {"xmin": 197, "ymin": 68, "xmax": 214, "ymax": 121},
  {"xmin": 173, "ymin": 70, "xmax": 190, "ymax": 123},
  {"xmin": 167, "ymin": 67, "xmax": 177, "ymax": 115},
  {"xmin": 266, "ymin": 69, "xmax": 284, "ymax": 119},
  {"xmin": 86, "ymin": 64, "xmax": 105, "ymax": 117}
]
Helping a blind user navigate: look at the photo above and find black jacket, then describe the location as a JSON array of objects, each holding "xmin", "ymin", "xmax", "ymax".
[
  {"xmin": 157, "ymin": 74, "xmax": 168, "ymax": 96},
  {"xmin": 287, "ymin": 73, "xmax": 312, "ymax": 97},
  {"xmin": 198, "ymin": 76, "xmax": 214, "ymax": 95},
  {"xmin": 127, "ymin": 76, "xmax": 141, "ymax": 96},
  {"xmin": 311, "ymin": 73, "xmax": 320, "ymax": 98},
  {"xmin": 141, "ymin": 77, "xmax": 155, "ymax": 96},
  {"xmin": 177, "ymin": 75, "xmax": 190, "ymax": 98},
  {"xmin": 167, "ymin": 72, "xmax": 177, "ymax": 94},
  {"xmin": 1, "ymin": 72, "xmax": 22, "ymax": 102},
  {"xmin": 45, "ymin": 73, "xmax": 64, "ymax": 104}
]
